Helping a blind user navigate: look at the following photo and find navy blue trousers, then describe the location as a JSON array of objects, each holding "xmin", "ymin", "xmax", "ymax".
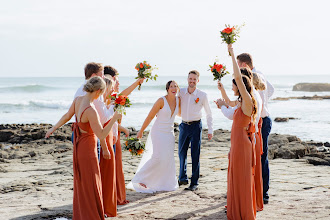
[
  {"xmin": 261, "ymin": 116, "xmax": 272, "ymax": 199},
  {"xmin": 178, "ymin": 121, "xmax": 202, "ymax": 186}
]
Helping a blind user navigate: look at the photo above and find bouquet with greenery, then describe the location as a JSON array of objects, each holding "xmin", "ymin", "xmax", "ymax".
[
  {"xmin": 109, "ymin": 93, "xmax": 131, "ymax": 115},
  {"xmin": 209, "ymin": 58, "xmax": 230, "ymax": 81},
  {"xmin": 220, "ymin": 23, "xmax": 245, "ymax": 55},
  {"xmin": 135, "ymin": 61, "xmax": 158, "ymax": 90},
  {"xmin": 124, "ymin": 137, "xmax": 145, "ymax": 156}
]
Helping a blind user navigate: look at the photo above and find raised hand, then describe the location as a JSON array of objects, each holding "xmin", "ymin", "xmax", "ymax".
[
  {"xmin": 228, "ymin": 44, "xmax": 234, "ymax": 56},
  {"xmin": 217, "ymin": 81, "xmax": 224, "ymax": 91},
  {"xmin": 113, "ymin": 111, "xmax": 122, "ymax": 122}
]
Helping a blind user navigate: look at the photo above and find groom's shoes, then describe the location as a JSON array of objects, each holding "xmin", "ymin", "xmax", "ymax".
[
  {"xmin": 184, "ymin": 184, "xmax": 198, "ymax": 191},
  {"xmin": 178, "ymin": 180, "xmax": 189, "ymax": 186}
]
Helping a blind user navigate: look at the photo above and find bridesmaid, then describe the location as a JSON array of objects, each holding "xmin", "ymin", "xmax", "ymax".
[
  {"xmin": 46, "ymin": 76, "xmax": 121, "ymax": 220},
  {"xmin": 217, "ymin": 72, "xmax": 266, "ymax": 212},
  {"xmin": 99, "ymin": 76, "xmax": 117, "ymax": 217},
  {"xmin": 226, "ymin": 44, "xmax": 258, "ymax": 220}
]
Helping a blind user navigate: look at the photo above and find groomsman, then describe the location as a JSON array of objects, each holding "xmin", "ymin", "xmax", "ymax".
[
  {"xmin": 178, "ymin": 70, "xmax": 213, "ymax": 191},
  {"xmin": 237, "ymin": 53, "xmax": 274, "ymax": 204}
]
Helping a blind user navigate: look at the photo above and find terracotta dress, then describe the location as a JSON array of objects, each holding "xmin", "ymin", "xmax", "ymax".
[
  {"xmin": 255, "ymin": 119, "xmax": 264, "ymax": 211},
  {"xmin": 100, "ymin": 119, "xmax": 117, "ymax": 217},
  {"xmin": 227, "ymin": 107, "xmax": 256, "ymax": 220},
  {"xmin": 115, "ymin": 129, "xmax": 129, "ymax": 205},
  {"xmin": 72, "ymin": 106, "xmax": 105, "ymax": 220}
]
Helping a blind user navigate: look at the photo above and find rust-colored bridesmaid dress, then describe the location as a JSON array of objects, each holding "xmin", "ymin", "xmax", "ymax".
[
  {"xmin": 100, "ymin": 119, "xmax": 117, "ymax": 217},
  {"xmin": 227, "ymin": 107, "xmax": 256, "ymax": 220},
  {"xmin": 115, "ymin": 128, "xmax": 129, "ymax": 205},
  {"xmin": 72, "ymin": 106, "xmax": 105, "ymax": 220},
  {"xmin": 255, "ymin": 119, "xmax": 264, "ymax": 211}
]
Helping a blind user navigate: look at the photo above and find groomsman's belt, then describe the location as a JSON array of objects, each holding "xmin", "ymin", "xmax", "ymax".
[{"xmin": 182, "ymin": 120, "xmax": 201, "ymax": 125}]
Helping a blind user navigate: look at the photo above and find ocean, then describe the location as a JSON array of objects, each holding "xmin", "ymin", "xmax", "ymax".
[{"xmin": 0, "ymin": 75, "xmax": 329, "ymax": 142}]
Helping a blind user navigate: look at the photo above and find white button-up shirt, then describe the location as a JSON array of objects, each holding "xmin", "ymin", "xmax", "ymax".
[
  {"xmin": 179, "ymin": 88, "xmax": 213, "ymax": 134},
  {"xmin": 253, "ymin": 68, "xmax": 274, "ymax": 118},
  {"xmin": 74, "ymin": 83, "xmax": 112, "ymax": 125}
]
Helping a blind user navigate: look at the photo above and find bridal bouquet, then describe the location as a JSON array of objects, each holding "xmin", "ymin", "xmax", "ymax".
[
  {"xmin": 124, "ymin": 137, "xmax": 145, "ymax": 156},
  {"xmin": 109, "ymin": 93, "xmax": 131, "ymax": 116},
  {"xmin": 209, "ymin": 58, "xmax": 230, "ymax": 81},
  {"xmin": 220, "ymin": 24, "xmax": 245, "ymax": 55},
  {"xmin": 135, "ymin": 61, "xmax": 158, "ymax": 90}
]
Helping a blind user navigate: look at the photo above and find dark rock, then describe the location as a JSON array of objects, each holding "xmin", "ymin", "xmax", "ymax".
[
  {"xmin": 293, "ymin": 83, "xmax": 330, "ymax": 92},
  {"xmin": 29, "ymin": 151, "xmax": 36, "ymax": 157},
  {"xmin": 274, "ymin": 117, "xmax": 289, "ymax": 122},
  {"xmin": 0, "ymin": 130, "xmax": 15, "ymax": 142},
  {"xmin": 305, "ymin": 157, "xmax": 330, "ymax": 166},
  {"xmin": 324, "ymin": 142, "xmax": 330, "ymax": 147}
]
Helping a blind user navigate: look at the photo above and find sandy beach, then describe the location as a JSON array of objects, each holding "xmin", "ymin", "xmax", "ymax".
[{"xmin": 0, "ymin": 123, "xmax": 329, "ymax": 220}]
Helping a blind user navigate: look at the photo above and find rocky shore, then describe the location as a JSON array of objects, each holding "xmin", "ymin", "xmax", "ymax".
[{"xmin": 1, "ymin": 123, "xmax": 330, "ymax": 219}]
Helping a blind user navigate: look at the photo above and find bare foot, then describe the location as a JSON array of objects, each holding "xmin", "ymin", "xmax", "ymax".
[{"xmin": 139, "ymin": 183, "xmax": 147, "ymax": 188}]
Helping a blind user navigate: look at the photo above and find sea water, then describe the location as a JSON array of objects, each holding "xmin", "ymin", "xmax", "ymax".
[{"xmin": 0, "ymin": 75, "xmax": 329, "ymax": 142}]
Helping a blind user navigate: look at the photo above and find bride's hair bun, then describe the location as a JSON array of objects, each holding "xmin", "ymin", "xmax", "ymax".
[{"xmin": 83, "ymin": 76, "xmax": 106, "ymax": 93}]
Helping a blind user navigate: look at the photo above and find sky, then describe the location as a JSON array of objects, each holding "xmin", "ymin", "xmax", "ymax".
[{"xmin": 0, "ymin": 0, "xmax": 329, "ymax": 77}]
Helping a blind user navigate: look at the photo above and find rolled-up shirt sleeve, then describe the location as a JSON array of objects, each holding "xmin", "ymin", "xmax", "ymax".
[
  {"xmin": 221, "ymin": 105, "xmax": 237, "ymax": 120},
  {"xmin": 203, "ymin": 94, "xmax": 213, "ymax": 134}
]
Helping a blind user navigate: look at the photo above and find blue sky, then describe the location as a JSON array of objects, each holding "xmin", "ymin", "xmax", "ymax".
[{"xmin": 0, "ymin": 0, "xmax": 329, "ymax": 77}]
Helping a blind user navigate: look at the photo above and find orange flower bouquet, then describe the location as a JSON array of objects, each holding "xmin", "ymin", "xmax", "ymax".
[
  {"xmin": 209, "ymin": 58, "xmax": 230, "ymax": 81},
  {"xmin": 109, "ymin": 93, "xmax": 131, "ymax": 116},
  {"xmin": 135, "ymin": 61, "xmax": 158, "ymax": 90},
  {"xmin": 124, "ymin": 137, "xmax": 145, "ymax": 156},
  {"xmin": 220, "ymin": 24, "xmax": 245, "ymax": 55}
]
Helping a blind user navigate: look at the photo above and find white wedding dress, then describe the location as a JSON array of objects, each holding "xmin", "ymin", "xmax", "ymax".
[{"xmin": 127, "ymin": 96, "xmax": 179, "ymax": 193}]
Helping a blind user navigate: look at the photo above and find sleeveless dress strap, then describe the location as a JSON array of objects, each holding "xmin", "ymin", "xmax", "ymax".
[{"xmin": 79, "ymin": 106, "xmax": 92, "ymax": 122}]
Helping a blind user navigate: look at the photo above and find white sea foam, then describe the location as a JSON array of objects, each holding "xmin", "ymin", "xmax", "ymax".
[{"xmin": 0, "ymin": 75, "xmax": 329, "ymax": 142}]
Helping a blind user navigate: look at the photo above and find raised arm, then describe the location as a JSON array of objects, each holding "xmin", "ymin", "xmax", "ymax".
[
  {"xmin": 88, "ymin": 109, "xmax": 122, "ymax": 140},
  {"xmin": 45, "ymin": 98, "xmax": 76, "ymax": 138},
  {"xmin": 218, "ymin": 81, "xmax": 237, "ymax": 107},
  {"xmin": 120, "ymin": 78, "xmax": 145, "ymax": 96},
  {"xmin": 228, "ymin": 44, "xmax": 253, "ymax": 116},
  {"xmin": 137, "ymin": 98, "xmax": 164, "ymax": 138}
]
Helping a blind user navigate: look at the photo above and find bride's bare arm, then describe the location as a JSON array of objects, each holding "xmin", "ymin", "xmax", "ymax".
[{"xmin": 137, "ymin": 98, "xmax": 164, "ymax": 138}]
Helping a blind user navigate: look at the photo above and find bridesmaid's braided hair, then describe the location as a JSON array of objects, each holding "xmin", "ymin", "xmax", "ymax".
[
  {"xmin": 232, "ymin": 71, "xmax": 258, "ymax": 123},
  {"xmin": 83, "ymin": 76, "xmax": 106, "ymax": 93}
]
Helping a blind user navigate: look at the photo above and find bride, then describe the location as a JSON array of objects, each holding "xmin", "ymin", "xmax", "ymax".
[{"xmin": 127, "ymin": 80, "xmax": 181, "ymax": 193}]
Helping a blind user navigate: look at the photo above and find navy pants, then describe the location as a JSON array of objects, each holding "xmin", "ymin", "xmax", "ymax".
[
  {"xmin": 261, "ymin": 116, "xmax": 272, "ymax": 200},
  {"xmin": 178, "ymin": 121, "xmax": 202, "ymax": 186}
]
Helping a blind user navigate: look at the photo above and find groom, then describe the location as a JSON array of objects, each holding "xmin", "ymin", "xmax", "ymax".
[{"xmin": 178, "ymin": 70, "xmax": 213, "ymax": 191}]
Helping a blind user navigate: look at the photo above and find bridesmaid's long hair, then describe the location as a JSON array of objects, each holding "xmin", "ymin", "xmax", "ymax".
[{"xmin": 232, "ymin": 70, "xmax": 258, "ymax": 123}]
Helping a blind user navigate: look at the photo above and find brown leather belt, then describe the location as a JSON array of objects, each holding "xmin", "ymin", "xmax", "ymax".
[{"xmin": 182, "ymin": 120, "xmax": 201, "ymax": 125}]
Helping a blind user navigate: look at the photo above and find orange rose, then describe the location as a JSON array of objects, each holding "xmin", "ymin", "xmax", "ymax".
[
  {"xmin": 222, "ymin": 27, "xmax": 233, "ymax": 34},
  {"xmin": 137, "ymin": 149, "xmax": 144, "ymax": 155},
  {"xmin": 129, "ymin": 149, "xmax": 132, "ymax": 152},
  {"xmin": 195, "ymin": 98, "xmax": 199, "ymax": 103},
  {"xmin": 125, "ymin": 141, "xmax": 128, "ymax": 146},
  {"xmin": 140, "ymin": 63, "xmax": 144, "ymax": 69},
  {"xmin": 120, "ymin": 99, "xmax": 126, "ymax": 106}
]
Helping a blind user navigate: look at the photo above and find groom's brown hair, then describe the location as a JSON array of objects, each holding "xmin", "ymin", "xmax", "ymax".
[{"xmin": 188, "ymin": 70, "xmax": 200, "ymax": 77}]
